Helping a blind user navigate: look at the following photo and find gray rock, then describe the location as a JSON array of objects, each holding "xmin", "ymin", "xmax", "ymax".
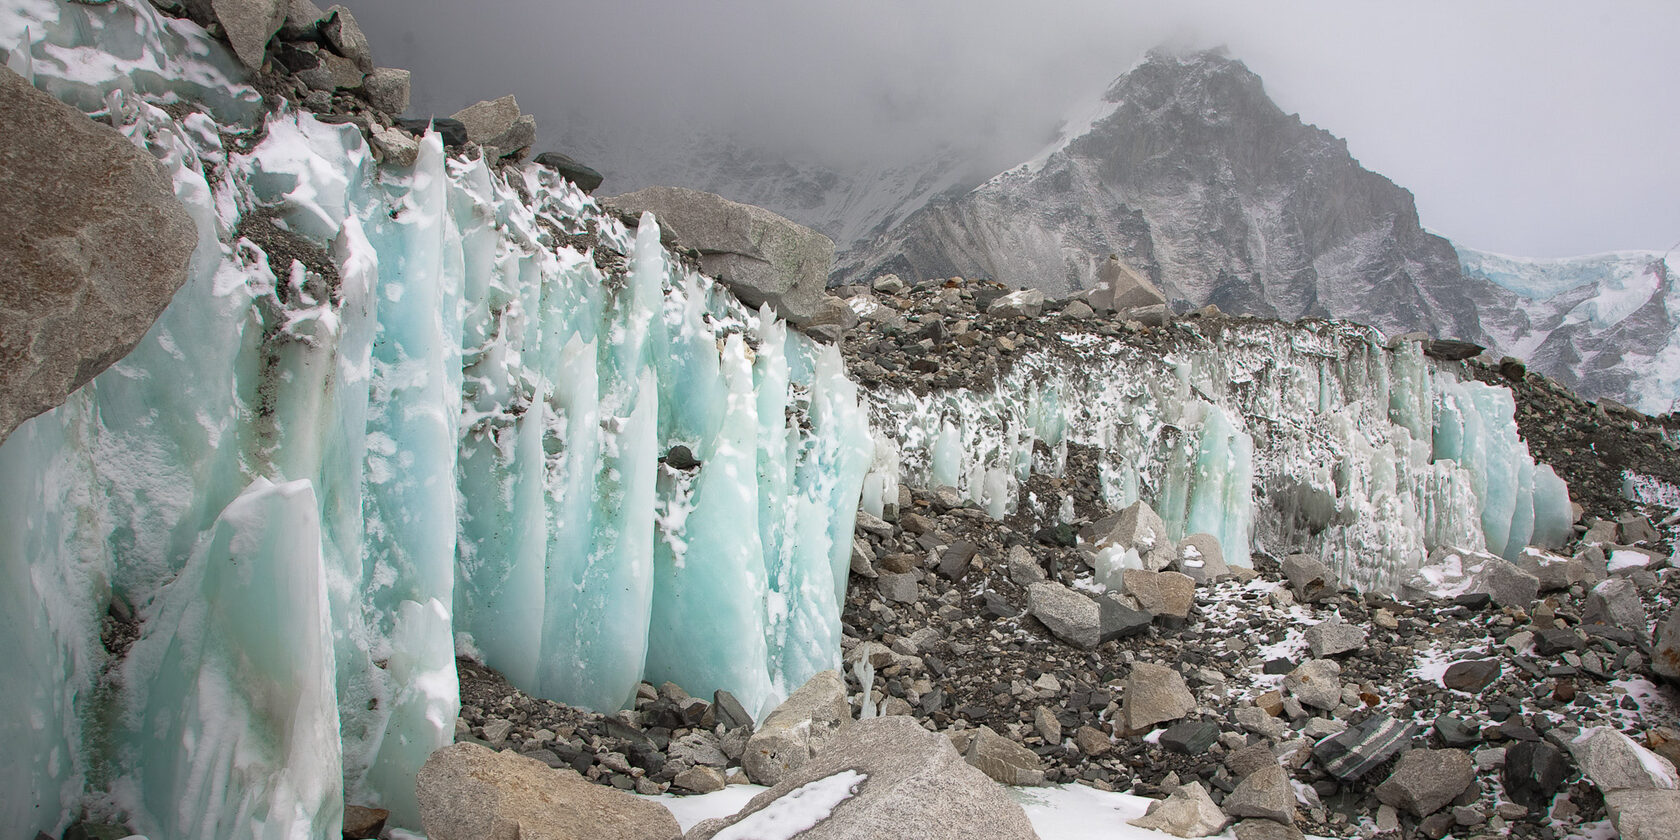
[
  {"xmin": 209, "ymin": 0, "xmax": 286, "ymax": 71},
  {"xmin": 1657, "ymin": 606, "xmax": 1680, "ymax": 683},
  {"xmin": 806, "ymin": 294, "xmax": 860, "ymax": 337},
  {"xmin": 1174, "ymin": 533, "xmax": 1229, "ymax": 583},
  {"xmin": 1617, "ymin": 513, "xmax": 1658, "ymax": 545},
  {"xmin": 1123, "ymin": 661, "xmax": 1196, "ymax": 731},
  {"xmin": 1121, "ymin": 569, "xmax": 1196, "ymax": 620},
  {"xmin": 1375, "ymin": 749, "xmax": 1475, "ymax": 817},
  {"xmin": 689, "ymin": 716, "xmax": 1038, "ymax": 840},
  {"xmin": 320, "ymin": 5, "xmax": 372, "ymax": 71},
  {"xmin": 1098, "ymin": 254, "xmax": 1167, "ymax": 312},
  {"xmin": 937, "ymin": 540, "xmax": 978, "ymax": 581},
  {"xmin": 1126, "ymin": 782, "xmax": 1228, "ymax": 838},
  {"xmin": 533, "ymin": 152, "xmax": 604, "ymax": 193},
  {"xmin": 849, "ymin": 539, "xmax": 877, "ymax": 578},
  {"xmin": 1604, "ymin": 789, "xmax": 1680, "ymax": 840},
  {"xmin": 415, "ymin": 743, "xmax": 681, "ymax": 840},
  {"xmin": 1125, "ymin": 303, "xmax": 1169, "ymax": 326},
  {"xmin": 358, "ymin": 67, "xmax": 410, "ymax": 115},
  {"xmin": 1062, "ymin": 299, "xmax": 1095, "ymax": 319},
  {"xmin": 484, "ymin": 114, "xmax": 536, "ymax": 160},
  {"xmin": 965, "ymin": 725, "xmax": 1046, "ymax": 786},
  {"xmin": 1441, "ymin": 659, "xmax": 1501, "ymax": 693},
  {"xmin": 278, "ymin": 0, "xmax": 325, "ymax": 38},
  {"xmin": 296, "ymin": 49, "xmax": 363, "ymax": 91},
  {"xmin": 1312, "ymin": 715, "xmax": 1418, "ymax": 781},
  {"xmin": 1570, "ymin": 726, "xmax": 1679, "ymax": 793},
  {"xmin": 876, "ymin": 572, "xmax": 918, "ymax": 603},
  {"xmin": 712, "ymin": 689, "xmax": 753, "ymax": 731},
  {"xmin": 1159, "ymin": 721, "xmax": 1219, "ymax": 756},
  {"xmin": 1027, "ymin": 581, "xmax": 1102, "ymax": 649},
  {"xmin": 1231, "ymin": 819, "xmax": 1306, "ymax": 840},
  {"xmin": 1224, "ymin": 764, "xmax": 1297, "ymax": 824},
  {"xmin": 1281, "ymin": 554, "xmax": 1337, "ymax": 602},
  {"xmin": 606, "ymin": 187, "xmax": 834, "ymax": 326},
  {"xmin": 0, "ymin": 66, "xmax": 198, "ymax": 445},
  {"xmin": 1584, "ymin": 578, "xmax": 1648, "ymax": 633},
  {"xmin": 669, "ymin": 731, "xmax": 728, "ymax": 768},
  {"xmin": 1304, "ymin": 616, "xmax": 1367, "ymax": 658},
  {"xmin": 1008, "ymin": 545, "xmax": 1045, "ymax": 586},
  {"xmin": 1225, "ymin": 744, "xmax": 1280, "ymax": 779},
  {"xmin": 369, "ymin": 125, "xmax": 418, "ymax": 167},
  {"xmin": 452, "ymin": 95, "xmax": 522, "ymax": 147},
  {"xmin": 1034, "ymin": 706, "xmax": 1062, "ymax": 743},
  {"xmin": 1283, "ymin": 659, "xmax": 1342, "ymax": 711},
  {"xmin": 672, "ymin": 765, "xmax": 726, "ymax": 793},
  {"xmin": 1098, "ymin": 593, "xmax": 1154, "ymax": 639},
  {"xmin": 1094, "ymin": 501, "xmax": 1175, "ymax": 570},
  {"xmin": 987, "ymin": 288, "xmax": 1045, "ymax": 318},
  {"xmin": 742, "ymin": 670, "xmax": 851, "ymax": 785},
  {"xmin": 1233, "ymin": 706, "xmax": 1287, "ymax": 741}
]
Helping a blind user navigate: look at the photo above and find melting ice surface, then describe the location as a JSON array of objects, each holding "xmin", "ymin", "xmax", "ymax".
[
  {"xmin": 860, "ymin": 319, "xmax": 1573, "ymax": 588},
  {"xmin": 0, "ymin": 1, "xmax": 870, "ymax": 837}
]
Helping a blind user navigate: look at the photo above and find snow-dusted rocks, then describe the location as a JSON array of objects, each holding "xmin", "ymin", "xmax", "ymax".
[
  {"xmin": 1570, "ymin": 727, "xmax": 1679, "ymax": 793},
  {"xmin": 743, "ymin": 671, "xmax": 853, "ymax": 786},
  {"xmin": 1120, "ymin": 569, "xmax": 1196, "ymax": 622},
  {"xmin": 689, "ymin": 716, "xmax": 1038, "ymax": 840},
  {"xmin": 1404, "ymin": 550, "xmax": 1540, "ymax": 608},
  {"xmin": 606, "ymin": 186, "xmax": 835, "ymax": 325},
  {"xmin": 1583, "ymin": 578, "xmax": 1649, "ymax": 632},
  {"xmin": 415, "ymin": 743, "xmax": 681, "ymax": 840},
  {"xmin": 987, "ymin": 288, "xmax": 1046, "ymax": 319},
  {"xmin": 0, "ymin": 65, "xmax": 197, "ymax": 444}
]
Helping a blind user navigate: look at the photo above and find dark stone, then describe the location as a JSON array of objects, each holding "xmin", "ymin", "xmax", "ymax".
[
  {"xmin": 1442, "ymin": 659, "xmax": 1501, "ymax": 693},
  {"xmin": 663, "ymin": 444, "xmax": 701, "ymax": 470},
  {"xmin": 1534, "ymin": 629, "xmax": 1584, "ymax": 656},
  {"xmin": 1262, "ymin": 658, "xmax": 1295, "ymax": 675},
  {"xmin": 938, "ymin": 540, "xmax": 978, "ymax": 580},
  {"xmin": 395, "ymin": 116, "xmax": 468, "ymax": 147},
  {"xmin": 1312, "ymin": 715, "xmax": 1418, "ymax": 780},
  {"xmin": 1452, "ymin": 592, "xmax": 1492, "ymax": 609},
  {"xmin": 1098, "ymin": 597, "xmax": 1153, "ymax": 641},
  {"xmin": 342, "ymin": 805, "xmax": 389, "ymax": 839},
  {"xmin": 1503, "ymin": 741, "xmax": 1569, "ymax": 811},
  {"xmin": 982, "ymin": 592, "xmax": 1020, "ymax": 620},
  {"xmin": 1160, "ymin": 721, "xmax": 1221, "ymax": 756},
  {"xmin": 1419, "ymin": 810, "xmax": 1456, "ymax": 839},
  {"xmin": 1424, "ymin": 339, "xmax": 1485, "ymax": 361},
  {"xmin": 1499, "ymin": 356, "xmax": 1527, "ymax": 382},
  {"xmin": 534, "ymin": 151, "xmax": 605, "ymax": 193},
  {"xmin": 1433, "ymin": 716, "xmax": 1482, "ymax": 748}
]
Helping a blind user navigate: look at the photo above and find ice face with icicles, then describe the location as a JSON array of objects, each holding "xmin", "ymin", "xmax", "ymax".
[
  {"xmin": 0, "ymin": 2, "xmax": 871, "ymax": 838},
  {"xmin": 860, "ymin": 319, "xmax": 1572, "ymax": 592}
]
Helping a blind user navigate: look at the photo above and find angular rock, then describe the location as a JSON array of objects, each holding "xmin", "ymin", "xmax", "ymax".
[
  {"xmin": 452, "ymin": 95, "xmax": 521, "ymax": 147},
  {"xmin": 396, "ymin": 116, "xmax": 468, "ymax": 147},
  {"xmin": 1570, "ymin": 726, "xmax": 1679, "ymax": 793},
  {"xmin": 1604, "ymin": 789, "xmax": 1680, "ymax": 840},
  {"xmin": 320, "ymin": 5, "xmax": 372, "ymax": 70},
  {"xmin": 1127, "ymin": 782, "xmax": 1228, "ymax": 838},
  {"xmin": 1281, "ymin": 554, "xmax": 1337, "ymax": 602},
  {"xmin": 964, "ymin": 725, "xmax": 1046, "ymax": 786},
  {"xmin": 688, "ymin": 716, "xmax": 1038, "ymax": 840},
  {"xmin": 1225, "ymin": 744, "xmax": 1280, "ymax": 780},
  {"xmin": 1095, "ymin": 501, "xmax": 1175, "ymax": 570},
  {"xmin": 1433, "ymin": 716, "xmax": 1481, "ymax": 748},
  {"xmin": 1617, "ymin": 513, "xmax": 1658, "ymax": 545},
  {"xmin": 876, "ymin": 571, "xmax": 917, "ymax": 603},
  {"xmin": 743, "ymin": 670, "xmax": 851, "ymax": 785},
  {"xmin": 1, "ymin": 66, "xmax": 198, "ymax": 445},
  {"xmin": 1121, "ymin": 568, "xmax": 1196, "ymax": 620},
  {"xmin": 1034, "ymin": 706, "xmax": 1062, "ymax": 744},
  {"xmin": 1224, "ymin": 764, "xmax": 1297, "ymax": 824},
  {"xmin": 1160, "ymin": 721, "xmax": 1220, "ymax": 756},
  {"xmin": 415, "ymin": 743, "xmax": 681, "ymax": 840},
  {"xmin": 1304, "ymin": 616, "xmax": 1368, "ymax": 658},
  {"xmin": 1098, "ymin": 594, "xmax": 1154, "ymax": 640},
  {"xmin": 1123, "ymin": 661, "xmax": 1196, "ymax": 731},
  {"xmin": 1026, "ymin": 581, "xmax": 1101, "ymax": 649},
  {"xmin": 1174, "ymin": 533, "xmax": 1229, "ymax": 583},
  {"xmin": 1441, "ymin": 659, "xmax": 1501, "ymax": 693},
  {"xmin": 1313, "ymin": 716, "xmax": 1418, "ymax": 780},
  {"xmin": 1075, "ymin": 725, "xmax": 1112, "ymax": 757},
  {"xmin": 210, "ymin": 0, "xmax": 287, "ymax": 71},
  {"xmin": 937, "ymin": 540, "xmax": 978, "ymax": 581},
  {"xmin": 296, "ymin": 49, "xmax": 363, "ymax": 92},
  {"xmin": 672, "ymin": 765, "xmax": 727, "ymax": 793},
  {"xmin": 369, "ymin": 125, "xmax": 418, "ymax": 167},
  {"xmin": 341, "ymin": 805, "xmax": 388, "ymax": 840},
  {"xmin": 987, "ymin": 288, "xmax": 1045, "ymax": 318},
  {"xmin": 1424, "ymin": 339, "xmax": 1484, "ymax": 361},
  {"xmin": 1658, "ymin": 606, "xmax": 1680, "ymax": 682},
  {"xmin": 1008, "ymin": 545, "xmax": 1045, "ymax": 586},
  {"xmin": 1375, "ymin": 749, "xmax": 1475, "ymax": 817},
  {"xmin": 1583, "ymin": 578, "xmax": 1648, "ymax": 633},
  {"xmin": 1283, "ymin": 659, "xmax": 1342, "ymax": 711},
  {"xmin": 1097, "ymin": 254, "xmax": 1167, "ymax": 312},
  {"xmin": 533, "ymin": 151, "xmax": 605, "ymax": 193},
  {"xmin": 1231, "ymin": 819, "xmax": 1306, "ymax": 840},
  {"xmin": 1503, "ymin": 741, "xmax": 1569, "ymax": 810},
  {"xmin": 358, "ymin": 67, "xmax": 410, "ymax": 115},
  {"xmin": 278, "ymin": 0, "xmax": 325, "ymax": 38},
  {"xmin": 1233, "ymin": 706, "xmax": 1287, "ymax": 741},
  {"xmin": 606, "ymin": 187, "xmax": 834, "ymax": 325}
]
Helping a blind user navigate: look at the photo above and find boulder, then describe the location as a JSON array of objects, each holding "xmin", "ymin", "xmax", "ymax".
[
  {"xmin": 1231, "ymin": 819, "xmax": 1306, "ymax": 840},
  {"xmin": 964, "ymin": 725, "xmax": 1046, "ymax": 786},
  {"xmin": 533, "ymin": 152, "xmax": 604, "ymax": 193},
  {"xmin": 415, "ymin": 743, "xmax": 681, "ymax": 840},
  {"xmin": 450, "ymin": 95, "xmax": 536, "ymax": 159},
  {"xmin": 1423, "ymin": 339, "xmax": 1485, "ymax": 361},
  {"xmin": 1096, "ymin": 254, "xmax": 1166, "ymax": 312},
  {"xmin": 1604, "ymin": 789, "xmax": 1680, "ymax": 840},
  {"xmin": 1159, "ymin": 721, "xmax": 1220, "ymax": 756},
  {"xmin": 688, "ymin": 716, "xmax": 1038, "ymax": 840},
  {"xmin": 1281, "ymin": 554, "xmax": 1337, "ymax": 602},
  {"xmin": 1304, "ymin": 616, "xmax": 1368, "ymax": 658},
  {"xmin": 1224, "ymin": 764, "xmax": 1296, "ymax": 824},
  {"xmin": 0, "ymin": 67, "xmax": 198, "ymax": 445},
  {"xmin": 358, "ymin": 67, "xmax": 410, "ymax": 115},
  {"xmin": 1092, "ymin": 501, "xmax": 1175, "ymax": 570},
  {"xmin": 1503, "ymin": 741, "xmax": 1569, "ymax": 810},
  {"xmin": 1617, "ymin": 513, "xmax": 1658, "ymax": 545},
  {"xmin": 987, "ymin": 288, "xmax": 1044, "ymax": 318},
  {"xmin": 1121, "ymin": 569, "xmax": 1196, "ymax": 621},
  {"xmin": 296, "ymin": 49, "xmax": 363, "ymax": 92},
  {"xmin": 1313, "ymin": 715, "xmax": 1417, "ymax": 781},
  {"xmin": 1403, "ymin": 549, "xmax": 1539, "ymax": 608},
  {"xmin": 278, "ymin": 0, "xmax": 325, "ymax": 38},
  {"xmin": 1583, "ymin": 578, "xmax": 1648, "ymax": 633},
  {"xmin": 1657, "ymin": 606, "xmax": 1680, "ymax": 682},
  {"xmin": 1123, "ymin": 661, "xmax": 1196, "ymax": 731},
  {"xmin": 1441, "ymin": 659, "xmax": 1501, "ymax": 693},
  {"xmin": 1375, "ymin": 749, "xmax": 1475, "ymax": 817},
  {"xmin": 320, "ymin": 5, "xmax": 372, "ymax": 71},
  {"xmin": 605, "ymin": 187, "xmax": 834, "ymax": 326},
  {"xmin": 1283, "ymin": 659, "xmax": 1342, "ymax": 711},
  {"xmin": 1126, "ymin": 782, "xmax": 1227, "ymax": 838},
  {"xmin": 1026, "ymin": 581, "xmax": 1102, "ymax": 649},
  {"xmin": 1570, "ymin": 726, "xmax": 1679, "ymax": 793},
  {"xmin": 369, "ymin": 125, "xmax": 418, "ymax": 167},
  {"xmin": 1174, "ymin": 533, "xmax": 1229, "ymax": 583},
  {"xmin": 743, "ymin": 669, "xmax": 852, "ymax": 785},
  {"xmin": 206, "ymin": 0, "xmax": 287, "ymax": 71}
]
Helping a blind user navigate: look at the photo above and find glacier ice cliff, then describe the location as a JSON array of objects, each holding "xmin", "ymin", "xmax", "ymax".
[
  {"xmin": 0, "ymin": 1, "xmax": 870, "ymax": 836},
  {"xmin": 857, "ymin": 318, "xmax": 1573, "ymax": 593}
]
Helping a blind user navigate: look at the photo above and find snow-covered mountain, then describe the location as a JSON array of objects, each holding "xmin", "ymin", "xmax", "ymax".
[{"xmin": 829, "ymin": 49, "xmax": 1679, "ymax": 414}]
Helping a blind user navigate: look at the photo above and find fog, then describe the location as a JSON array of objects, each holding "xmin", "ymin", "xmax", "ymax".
[{"xmin": 342, "ymin": 0, "xmax": 1679, "ymax": 258}]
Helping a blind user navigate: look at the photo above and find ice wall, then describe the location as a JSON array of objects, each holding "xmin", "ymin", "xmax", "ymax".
[
  {"xmin": 863, "ymin": 319, "xmax": 1572, "ymax": 591},
  {"xmin": 0, "ymin": 2, "xmax": 871, "ymax": 837}
]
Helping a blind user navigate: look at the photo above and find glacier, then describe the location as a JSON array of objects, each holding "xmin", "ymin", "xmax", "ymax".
[
  {"xmin": 858, "ymin": 319, "xmax": 1573, "ymax": 591},
  {"xmin": 0, "ymin": 1, "xmax": 870, "ymax": 836},
  {"xmin": 0, "ymin": 2, "xmax": 1582, "ymax": 839}
]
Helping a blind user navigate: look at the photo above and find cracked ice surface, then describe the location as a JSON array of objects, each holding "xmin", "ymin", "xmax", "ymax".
[
  {"xmin": 0, "ymin": 2, "xmax": 871, "ymax": 837},
  {"xmin": 862, "ymin": 319, "xmax": 1571, "ymax": 591}
]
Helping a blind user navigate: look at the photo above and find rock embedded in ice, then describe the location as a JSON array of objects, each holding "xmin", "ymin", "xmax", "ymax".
[
  {"xmin": 0, "ymin": 67, "xmax": 197, "ymax": 443},
  {"xmin": 1174, "ymin": 533, "xmax": 1228, "ymax": 583},
  {"xmin": 691, "ymin": 716, "xmax": 1037, "ymax": 840},
  {"xmin": 1375, "ymin": 749, "xmax": 1475, "ymax": 817},
  {"xmin": 743, "ymin": 670, "xmax": 852, "ymax": 786},
  {"xmin": 1122, "ymin": 661, "xmax": 1196, "ymax": 732},
  {"xmin": 415, "ymin": 743, "xmax": 681, "ymax": 840},
  {"xmin": 1096, "ymin": 501, "xmax": 1175, "ymax": 571},
  {"xmin": 202, "ymin": 0, "xmax": 288, "ymax": 70}
]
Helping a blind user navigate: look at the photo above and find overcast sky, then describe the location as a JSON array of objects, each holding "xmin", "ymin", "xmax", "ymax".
[{"xmin": 343, "ymin": 1, "xmax": 1678, "ymax": 258}]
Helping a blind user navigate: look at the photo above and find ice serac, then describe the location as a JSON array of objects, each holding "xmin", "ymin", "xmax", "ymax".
[
  {"xmin": 862, "ymin": 320, "xmax": 1571, "ymax": 593},
  {"xmin": 0, "ymin": 2, "xmax": 871, "ymax": 837}
]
